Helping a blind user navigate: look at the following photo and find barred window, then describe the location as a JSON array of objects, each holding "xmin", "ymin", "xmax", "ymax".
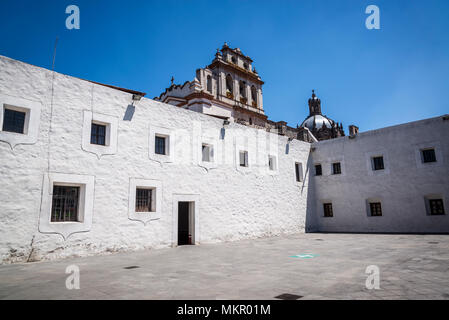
[
  {"xmin": 315, "ymin": 164, "xmax": 322, "ymax": 176},
  {"xmin": 372, "ymin": 156, "xmax": 384, "ymax": 170},
  {"xmin": 2, "ymin": 108, "xmax": 26, "ymax": 134},
  {"xmin": 422, "ymin": 149, "xmax": 436, "ymax": 163},
  {"xmin": 90, "ymin": 123, "xmax": 106, "ymax": 145},
  {"xmin": 202, "ymin": 144, "xmax": 212, "ymax": 162},
  {"xmin": 295, "ymin": 162, "xmax": 303, "ymax": 182},
  {"xmin": 429, "ymin": 199, "xmax": 445, "ymax": 215},
  {"xmin": 239, "ymin": 151, "xmax": 248, "ymax": 167},
  {"xmin": 369, "ymin": 202, "xmax": 382, "ymax": 216},
  {"xmin": 323, "ymin": 203, "xmax": 333, "ymax": 217},
  {"xmin": 332, "ymin": 162, "xmax": 341, "ymax": 175},
  {"xmin": 51, "ymin": 186, "xmax": 80, "ymax": 222},
  {"xmin": 269, "ymin": 156, "xmax": 276, "ymax": 171},
  {"xmin": 135, "ymin": 188, "xmax": 154, "ymax": 212},
  {"xmin": 155, "ymin": 136, "xmax": 166, "ymax": 155}
]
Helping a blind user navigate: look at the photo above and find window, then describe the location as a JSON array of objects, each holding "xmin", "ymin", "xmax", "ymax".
[
  {"xmin": 295, "ymin": 162, "xmax": 303, "ymax": 182},
  {"xmin": 239, "ymin": 151, "xmax": 248, "ymax": 167},
  {"xmin": 369, "ymin": 202, "xmax": 382, "ymax": 216},
  {"xmin": 128, "ymin": 178, "xmax": 162, "ymax": 224},
  {"xmin": 155, "ymin": 135, "xmax": 167, "ymax": 155},
  {"xmin": 239, "ymin": 81, "xmax": 246, "ymax": 98},
  {"xmin": 429, "ymin": 199, "xmax": 445, "ymax": 215},
  {"xmin": 226, "ymin": 74, "xmax": 233, "ymax": 94},
  {"xmin": 332, "ymin": 162, "xmax": 341, "ymax": 175},
  {"xmin": 268, "ymin": 155, "xmax": 276, "ymax": 171},
  {"xmin": 251, "ymin": 86, "xmax": 257, "ymax": 106},
  {"xmin": 372, "ymin": 156, "xmax": 384, "ymax": 170},
  {"xmin": 2, "ymin": 108, "xmax": 26, "ymax": 134},
  {"xmin": 135, "ymin": 188, "xmax": 154, "ymax": 212},
  {"xmin": 90, "ymin": 122, "xmax": 106, "ymax": 145},
  {"xmin": 323, "ymin": 203, "xmax": 333, "ymax": 217},
  {"xmin": 202, "ymin": 144, "xmax": 213, "ymax": 162},
  {"xmin": 51, "ymin": 186, "xmax": 80, "ymax": 222},
  {"xmin": 422, "ymin": 148, "xmax": 436, "ymax": 163},
  {"xmin": 243, "ymin": 62, "xmax": 249, "ymax": 70},
  {"xmin": 315, "ymin": 164, "xmax": 322, "ymax": 176},
  {"xmin": 206, "ymin": 75, "xmax": 212, "ymax": 93},
  {"xmin": 231, "ymin": 56, "xmax": 237, "ymax": 64}
]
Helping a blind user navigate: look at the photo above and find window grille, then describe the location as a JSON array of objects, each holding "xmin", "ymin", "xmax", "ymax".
[
  {"xmin": 135, "ymin": 188, "xmax": 153, "ymax": 212},
  {"xmin": 429, "ymin": 199, "xmax": 445, "ymax": 215},
  {"xmin": 51, "ymin": 186, "xmax": 80, "ymax": 222},
  {"xmin": 370, "ymin": 202, "xmax": 382, "ymax": 216},
  {"xmin": 332, "ymin": 162, "xmax": 341, "ymax": 175},
  {"xmin": 90, "ymin": 123, "xmax": 106, "ymax": 145},
  {"xmin": 315, "ymin": 164, "xmax": 322, "ymax": 176},
  {"xmin": 422, "ymin": 149, "xmax": 436, "ymax": 163},
  {"xmin": 155, "ymin": 136, "xmax": 166, "ymax": 155},
  {"xmin": 239, "ymin": 151, "xmax": 248, "ymax": 167},
  {"xmin": 2, "ymin": 108, "xmax": 26, "ymax": 134},
  {"xmin": 323, "ymin": 203, "xmax": 333, "ymax": 217},
  {"xmin": 372, "ymin": 156, "xmax": 384, "ymax": 170}
]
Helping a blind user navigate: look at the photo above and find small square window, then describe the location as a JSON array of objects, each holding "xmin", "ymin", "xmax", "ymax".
[
  {"xmin": 369, "ymin": 202, "xmax": 382, "ymax": 216},
  {"xmin": 323, "ymin": 203, "xmax": 333, "ymax": 217},
  {"xmin": 315, "ymin": 164, "xmax": 322, "ymax": 176},
  {"xmin": 429, "ymin": 199, "xmax": 445, "ymax": 215},
  {"xmin": 155, "ymin": 135, "xmax": 167, "ymax": 155},
  {"xmin": 372, "ymin": 156, "xmax": 384, "ymax": 171},
  {"xmin": 2, "ymin": 108, "xmax": 26, "ymax": 134},
  {"xmin": 421, "ymin": 149, "xmax": 436, "ymax": 163},
  {"xmin": 295, "ymin": 162, "xmax": 303, "ymax": 182},
  {"xmin": 202, "ymin": 144, "xmax": 212, "ymax": 162},
  {"xmin": 90, "ymin": 122, "xmax": 106, "ymax": 145},
  {"xmin": 51, "ymin": 186, "xmax": 80, "ymax": 222},
  {"xmin": 268, "ymin": 155, "xmax": 276, "ymax": 171},
  {"xmin": 135, "ymin": 188, "xmax": 154, "ymax": 212},
  {"xmin": 239, "ymin": 151, "xmax": 248, "ymax": 167},
  {"xmin": 332, "ymin": 162, "xmax": 341, "ymax": 175}
]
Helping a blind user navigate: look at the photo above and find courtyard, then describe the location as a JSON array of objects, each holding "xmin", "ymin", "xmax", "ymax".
[{"xmin": 0, "ymin": 233, "xmax": 448, "ymax": 300}]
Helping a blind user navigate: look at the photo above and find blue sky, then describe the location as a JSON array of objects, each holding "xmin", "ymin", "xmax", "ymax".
[{"xmin": 0, "ymin": 0, "xmax": 448, "ymax": 132}]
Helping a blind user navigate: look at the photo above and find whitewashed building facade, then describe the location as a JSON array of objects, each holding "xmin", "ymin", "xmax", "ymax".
[{"xmin": 0, "ymin": 54, "xmax": 448, "ymax": 264}]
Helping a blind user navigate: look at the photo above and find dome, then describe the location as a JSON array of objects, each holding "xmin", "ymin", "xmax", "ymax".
[{"xmin": 300, "ymin": 114, "xmax": 334, "ymax": 130}]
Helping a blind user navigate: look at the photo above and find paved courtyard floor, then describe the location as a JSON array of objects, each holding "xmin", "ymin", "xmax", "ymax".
[{"xmin": 0, "ymin": 233, "xmax": 448, "ymax": 300}]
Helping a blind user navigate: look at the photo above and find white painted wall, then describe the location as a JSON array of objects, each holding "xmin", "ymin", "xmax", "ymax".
[
  {"xmin": 0, "ymin": 55, "xmax": 311, "ymax": 264},
  {"xmin": 311, "ymin": 117, "xmax": 449, "ymax": 233}
]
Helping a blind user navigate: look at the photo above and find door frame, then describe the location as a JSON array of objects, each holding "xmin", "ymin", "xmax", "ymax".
[{"xmin": 172, "ymin": 194, "xmax": 200, "ymax": 247}]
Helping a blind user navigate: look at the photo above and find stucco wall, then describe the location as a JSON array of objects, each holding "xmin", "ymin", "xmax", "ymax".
[
  {"xmin": 0, "ymin": 55, "xmax": 312, "ymax": 264},
  {"xmin": 311, "ymin": 117, "xmax": 449, "ymax": 233}
]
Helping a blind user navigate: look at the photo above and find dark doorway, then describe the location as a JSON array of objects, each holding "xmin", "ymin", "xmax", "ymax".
[{"xmin": 178, "ymin": 201, "xmax": 193, "ymax": 245}]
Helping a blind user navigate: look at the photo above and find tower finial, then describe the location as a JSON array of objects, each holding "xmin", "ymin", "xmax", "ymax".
[{"xmin": 170, "ymin": 76, "xmax": 174, "ymax": 85}]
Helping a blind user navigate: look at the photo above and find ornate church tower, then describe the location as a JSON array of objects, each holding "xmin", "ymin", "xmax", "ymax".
[{"xmin": 154, "ymin": 42, "xmax": 267, "ymax": 127}]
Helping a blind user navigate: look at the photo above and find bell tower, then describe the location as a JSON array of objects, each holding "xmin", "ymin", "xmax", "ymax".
[{"xmin": 308, "ymin": 90, "xmax": 322, "ymax": 116}]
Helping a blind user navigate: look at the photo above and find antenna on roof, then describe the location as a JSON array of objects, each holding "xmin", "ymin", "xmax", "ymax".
[{"xmin": 52, "ymin": 37, "xmax": 59, "ymax": 71}]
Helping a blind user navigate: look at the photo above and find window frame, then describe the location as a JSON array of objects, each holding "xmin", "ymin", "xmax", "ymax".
[
  {"xmin": 149, "ymin": 125, "xmax": 175, "ymax": 163},
  {"xmin": 314, "ymin": 164, "xmax": 322, "ymax": 176},
  {"xmin": 332, "ymin": 162, "xmax": 341, "ymax": 175},
  {"xmin": 155, "ymin": 135, "xmax": 168, "ymax": 155},
  {"xmin": 2, "ymin": 107, "xmax": 27, "ymax": 134},
  {"xmin": 0, "ymin": 94, "xmax": 41, "ymax": 149},
  {"xmin": 39, "ymin": 173, "xmax": 94, "ymax": 240},
  {"xmin": 323, "ymin": 203, "xmax": 333, "ymax": 217},
  {"xmin": 128, "ymin": 178, "xmax": 162, "ymax": 224},
  {"xmin": 82, "ymin": 111, "xmax": 118, "ymax": 158},
  {"xmin": 372, "ymin": 156, "xmax": 384, "ymax": 171},
  {"xmin": 421, "ymin": 148, "xmax": 437, "ymax": 163},
  {"xmin": 369, "ymin": 202, "xmax": 383, "ymax": 217},
  {"xmin": 90, "ymin": 121, "xmax": 108, "ymax": 146}
]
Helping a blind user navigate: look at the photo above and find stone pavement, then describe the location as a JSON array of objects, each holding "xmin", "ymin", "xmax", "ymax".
[{"xmin": 0, "ymin": 233, "xmax": 448, "ymax": 299}]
